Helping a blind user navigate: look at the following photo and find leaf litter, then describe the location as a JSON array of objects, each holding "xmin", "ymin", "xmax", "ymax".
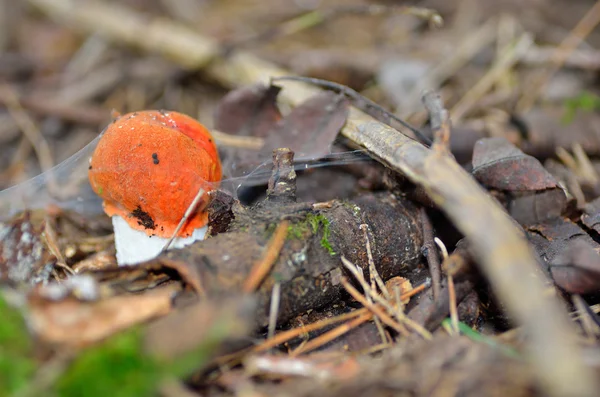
[{"xmin": 3, "ymin": 1, "xmax": 600, "ymax": 396}]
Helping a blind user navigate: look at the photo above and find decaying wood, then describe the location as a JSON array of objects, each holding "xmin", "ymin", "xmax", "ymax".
[
  {"xmin": 162, "ymin": 190, "xmax": 423, "ymax": 328},
  {"xmin": 26, "ymin": 1, "xmax": 599, "ymax": 395}
]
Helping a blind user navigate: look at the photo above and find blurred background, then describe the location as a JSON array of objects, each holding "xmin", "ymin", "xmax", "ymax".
[{"xmin": 1, "ymin": 0, "xmax": 599, "ymax": 191}]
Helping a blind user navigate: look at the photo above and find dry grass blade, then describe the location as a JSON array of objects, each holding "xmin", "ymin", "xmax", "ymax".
[
  {"xmin": 267, "ymin": 282, "xmax": 281, "ymax": 340},
  {"xmin": 253, "ymin": 309, "xmax": 367, "ymax": 354},
  {"xmin": 162, "ymin": 188, "xmax": 205, "ymax": 252},
  {"xmin": 28, "ymin": 1, "xmax": 599, "ymax": 395},
  {"xmin": 243, "ymin": 221, "xmax": 289, "ymax": 293},
  {"xmin": 451, "ymin": 33, "xmax": 533, "ymax": 122},
  {"xmin": 251, "ymin": 284, "xmax": 427, "ymax": 356},
  {"xmin": 235, "ymin": 4, "xmax": 442, "ymax": 48},
  {"xmin": 341, "ymin": 277, "xmax": 409, "ymax": 336},
  {"xmin": 436, "ymin": 237, "xmax": 458, "ymax": 335},
  {"xmin": 342, "ymin": 257, "xmax": 432, "ymax": 339},
  {"xmin": 400, "ymin": 17, "xmax": 498, "ymax": 116},
  {"xmin": 0, "ymin": 83, "xmax": 54, "ymax": 176},
  {"xmin": 290, "ymin": 311, "xmax": 373, "ymax": 356},
  {"xmin": 43, "ymin": 216, "xmax": 75, "ymax": 276},
  {"xmin": 517, "ymin": 1, "xmax": 600, "ymax": 112},
  {"xmin": 210, "ymin": 130, "xmax": 265, "ymax": 150},
  {"xmin": 360, "ymin": 224, "xmax": 389, "ymax": 299}
]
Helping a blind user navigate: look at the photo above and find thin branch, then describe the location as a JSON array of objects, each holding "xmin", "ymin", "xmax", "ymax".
[{"xmin": 243, "ymin": 221, "xmax": 289, "ymax": 292}]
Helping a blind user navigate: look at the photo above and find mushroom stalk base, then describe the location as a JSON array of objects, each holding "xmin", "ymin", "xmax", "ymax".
[{"xmin": 112, "ymin": 215, "xmax": 207, "ymax": 266}]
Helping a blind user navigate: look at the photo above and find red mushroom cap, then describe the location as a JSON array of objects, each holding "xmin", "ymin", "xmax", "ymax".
[{"xmin": 88, "ymin": 110, "xmax": 221, "ymax": 238}]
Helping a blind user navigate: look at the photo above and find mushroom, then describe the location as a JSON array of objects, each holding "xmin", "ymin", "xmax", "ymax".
[{"xmin": 88, "ymin": 110, "xmax": 221, "ymax": 265}]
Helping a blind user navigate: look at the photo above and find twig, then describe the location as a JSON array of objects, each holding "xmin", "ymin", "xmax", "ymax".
[
  {"xmin": 243, "ymin": 221, "xmax": 289, "ymax": 292},
  {"xmin": 162, "ymin": 188, "xmax": 205, "ymax": 252},
  {"xmin": 43, "ymin": 215, "xmax": 75, "ymax": 275},
  {"xmin": 341, "ymin": 257, "xmax": 431, "ymax": 339},
  {"xmin": 399, "ymin": 17, "xmax": 498, "ymax": 116},
  {"xmin": 517, "ymin": 1, "xmax": 600, "ymax": 112},
  {"xmin": 451, "ymin": 33, "xmax": 533, "ymax": 122},
  {"xmin": 210, "ymin": 129, "xmax": 265, "ymax": 150},
  {"xmin": 572, "ymin": 295, "xmax": 600, "ymax": 339},
  {"xmin": 341, "ymin": 277, "xmax": 409, "ymax": 336},
  {"xmin": 360, "ymin": 223, "xmax": 389, "ymax": 299},
  {"xmin": 0, "ymin": 84, "xmax": 54, "ymax": 175},
  {"xmin": 0, "ymin": 89, "xmax": 109, "ymax": 125},
  {"xmin": 254, "ymin": 309, "xmax": 365, "ymax": 354},
  {"xmin": 391, "ymin": 284, "xmax": 433, "ymax": 340},
  {"xmin": 229, "ymin": 5, "xmax": 442, "ymax": 50},
  {"xmin": 267, "ymin": 282, "xmax": 282, "ymax": 340},
  {"xmin": 251, "ymin": 282, "xmax": 428, "ymax": 356},
  {"xmin": 421, "ymin": 90, "xmax": 451, "ymax": 151},
  {"xmin": 419, "ymin": 208, "xmax": 441, "ymax": 300},
  {"xmin": 290, "ymin": 311, "xmax": 372, "ymax": 356},
  {"xmin": 271, "ymin": 75, "xmax": 432, "ymax": 146},
  {"xmin": 436, "ymin": 237, "xmax": 458, "ymax": 335},
  {"xmin": 522, "ymin": 45, "xmax": 600, "ymax": 70}
]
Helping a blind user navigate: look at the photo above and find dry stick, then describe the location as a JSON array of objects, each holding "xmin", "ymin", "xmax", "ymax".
[
  {"xmin": 435, "ymin": 237, "xmax": 458, "ymax": 335},
  {"xmin": 341, "ymin": 257, "xmax": 430, "ymax": 339},
  {"xmin": 210, "ymin": 129, "xmax": 265, "ymax": 150},
  {"xmin": 419, "ymin": 208, "xmax": 441, "ymax": 300},
  {"xmin": 522, "ymin": 45, "xmax": 600, "ymax": 70},
  {"xmin": 243, "ymin": 221, "xmax": 289, "ymax": 293},
  {"xmin": 572, "ymin": 295, "xmax": 599, "ymax": 339},
  {"xmin": 422, "ymin": 90, "xmax": 451, "ymax": 151},
  {"xmin": 254, "ymin": 309, "xmax": 366, "ymax": 354},
  {"xmin": 252, "ymin": 282, "xmax": 429, "ymax": 355},
  {"xmin": 358, "ymin": 223, "xmax": 390, "ymax": 343},
  {"xmin": 267, "ymin": 282, "xmax": 282, "ymax": 340},
  {"xmin": 271, "ymin": 75, "xmax": 432, "ymax": 146},
  {"xmin": 517, "ymin": 0, "xmax": 600, "ymax": 112},
  {"xmin": 43, "ymin": 216, "xmax": 75, "ymax": 275},
  {"xmin": 290, "ymin": 312, "xmax": 373, "ymax": 357},
  {"xmin": 451, "ymin": 33, "xmax": 533, "ymax": 122},
  {"xmin": 0, "ymin": 84, "xmax": 54, "ymax": 175},
  {"xmin": 28, "ymin": 1, "xmax": 597, "ymax": 395},
  {"xmin": 341, "ymin": 277, "xmax": 408, "ymax": 336},
  {"xmin": 230, "ymin": 5, "xmax": 442, "ymax": 50},
  {"xmin": 399, "ymin": 17, "xmax": 498, "ymax": 116},
  {"xmin": 573, "ymin": 143, "xmax": 600, "ymax": 184},
  {"xmin": 360, "ymin": 224, "xmax": 390, "ymax": 300}
]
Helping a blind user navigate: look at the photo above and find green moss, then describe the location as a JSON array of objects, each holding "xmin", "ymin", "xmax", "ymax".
[
  {"xmin": 287, "ymin": 221, "xmax": 310, "ymax": 240},
  {"xmin": 55, "ymin": 329, "xmax": 161, "ymax": 397},
  {"xmin": 562, "ymin": 91, "xmax": 600, "ymax": 124},
  {"xmin": 286, "ymin": 213, "xmax": 335, "ymax": 256},
  {"xmin": 306, "ymin": 213, "xmax": 336, "ymax": 256},
  {"xmin": 0, "ymin": 294, "xmax": 36, "ymax": 397},
  {"xmin": 0, "ymin": 291, "xmax": 228, "ymax": 397}
]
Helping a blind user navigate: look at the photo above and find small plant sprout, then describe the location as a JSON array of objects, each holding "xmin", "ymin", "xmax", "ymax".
[{"xmin": 88, "ymin": 110, "xmax": 222, "ymax": 265}]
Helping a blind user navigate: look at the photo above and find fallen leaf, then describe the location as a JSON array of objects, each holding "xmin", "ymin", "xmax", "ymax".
[
  {"xmin": 472, "ymin": 137, "xmax": 560, "ymax": 190},
  {"xmin": 472, "ymin": 137, "xmax": 566, "ymax": 224},
  {"xmin": 549, "ymin": 240, "xmax": 600, "ymax": 294},
  {"xmin": 28, "ymin": 285, "xmax": 176, "ymax": 347},
  {"xmin": 213, "ymin": 83, "xmax": 282, "ymax": 138},
  {"xmin": 260, "ymin": 91, "xmax": 349, "ymax": 161}
]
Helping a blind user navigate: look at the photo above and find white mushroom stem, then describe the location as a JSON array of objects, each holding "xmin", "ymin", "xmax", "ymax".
[{"xmin": 112, "ymin": 215, "xmax": 207, "ymax": 266}]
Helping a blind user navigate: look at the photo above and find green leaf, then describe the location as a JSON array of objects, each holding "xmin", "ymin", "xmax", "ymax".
[{"xmin": 442, "ymin": 319, "xmax": 521, "ymax": 359}]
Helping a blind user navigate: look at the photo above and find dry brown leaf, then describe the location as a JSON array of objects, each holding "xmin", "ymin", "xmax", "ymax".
[{"xmin": 28, "ymin": 285, "xmax": 176, "ymax": 347}]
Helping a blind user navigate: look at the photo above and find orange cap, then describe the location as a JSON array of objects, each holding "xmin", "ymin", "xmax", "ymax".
[{"xmin": 88, "ymin": 110, "xmax": 221, "ymax": 238}]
